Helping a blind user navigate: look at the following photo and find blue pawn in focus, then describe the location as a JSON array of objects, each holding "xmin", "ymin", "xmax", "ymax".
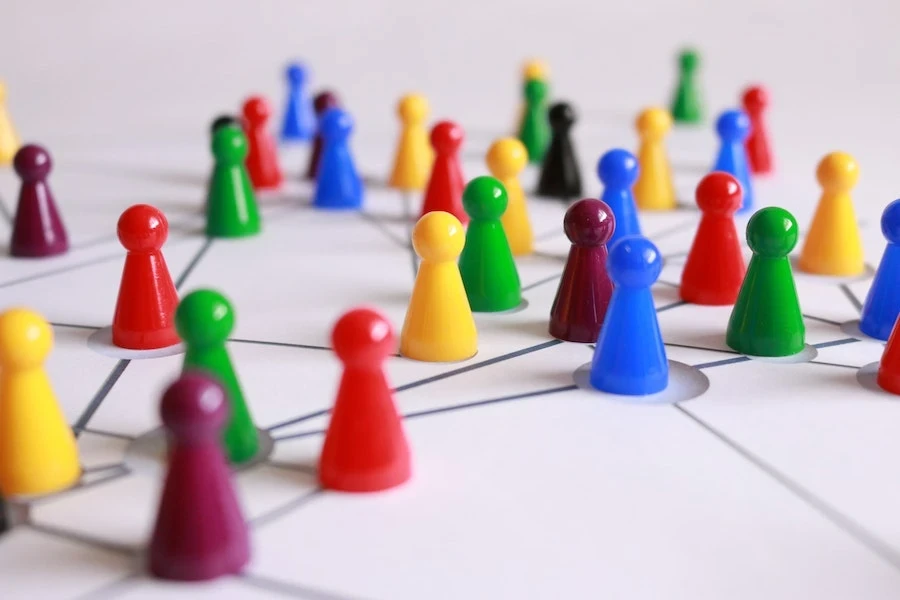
[
  {"xmin": 280, "ymin": 62, "xmax": 316, "ymax": 142},
  {"xmin": 590, "ymin": 236, "xmax": 668, "ymax": 395},
  {"xmin": 598, "ymin": 149, "xmax": 640, "ymax": 247},
  {"xmin": 314, "ymin": 108, "xmax": 363, "ymax": 210},
  {"xmin": 712, "ymin": 109, "xmax": 754, "ymax": 214},
  {"xmin": 860, "ymin": 200, "xmax": 900, "ymax": 340}
]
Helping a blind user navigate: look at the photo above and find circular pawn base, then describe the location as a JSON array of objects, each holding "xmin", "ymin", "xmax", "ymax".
[
  {"xmin": 473, "ymin": 298, "xmax": 530, "ymax": 316},
  {"xmin": 573, "ymin": 360, "xmax": 709, "ymax": 405},
  {"xmin": 841, "ymin": 320, "xmax": 887, "ymax": 345},
  {"xmin": 88, "ymin": 327, "xmax": 184, "ymax": 360},
  {"xmin": 855, "ymin": 362, "xmax": 900, "ymax": 396},
  {"xmin": 789, "ymin": 257, "xmax": 874, "ymax": 286},
  {"xmin": 744, "ymin": 344, "xmax": 818, "ymax": 364}
]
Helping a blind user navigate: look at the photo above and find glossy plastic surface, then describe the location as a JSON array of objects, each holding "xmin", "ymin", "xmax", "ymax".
[
  {"xmin": 860, "ymin": 200, "xmax": 900, "ymax": 340},
  {"xmin": 313, "ymin": 108, "xmax": 364, "ymax": 210},
  {"xmin": 206, "ymin": 126, "xmax": 262, "ymax": 238},
  {"xmin": 598, "ymin": 148, "xmax": 641, "ymax": 246},
  {"xmin": 0, "ymin": 82, "xmax": 20, "ymax": 165},
  {"xmin": 421, "ymin": 120, "xmax": 466, "ymax": 223},
  {"xmin": 242, "ymin": 95, "xmax": 284, "ymax": 190},
  {"xmin": 536, "ymin": 102, "xmax": 583, "ymax": 199},
  {"xmin": 742, "ymin": 85, "xmax": 774, "ymax": 174},
  {"xmin": 518, "ymin": 79, "xmax": 550, "ymax": 164},
  {"xmin": 305, "ymin": 91, "xmax": 339, "ymax": 180},
  {"xmin": 633, "ymin": 108, "xmax": 676, "ymax": 211},
  {"xmin": 280, "ymin": 62, "xmax": 316, "ymax": 142},
  {"xmin": 10, "ymin": 144, "xmax": 69, "ymax": 258},
  {"xmin": 486, "ymin": 138, "xmax": 533, "ymax": 255},
  {"xmin": 388, "ymin": 94, "xmax": 433, "ymax": 191},
  {"xmin": 712, "ymin": 109, "xmax": 754, "ymax": 214},
  {"xmin": 670, "ymin": 48, "xmax": 703, "ymax": 124}
]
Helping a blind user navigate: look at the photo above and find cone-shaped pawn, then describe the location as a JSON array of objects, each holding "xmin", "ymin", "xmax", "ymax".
[
  {"xmin": 305, "ymin": 91, "xmax": 339, "ymax": 180},
  {"xmin": 388, "ymin": 94, "xmax": 433, "ymax": 191},
  {"xmin": 486, "ymin": 138, "xmax": 533, "ymax": 255},
  {"xmin": 598, "ymin": 149, "xmax": 641, "ymax": 247},
  {"xmin": 514, "ymin": 59, "xmax": 549, "ymax": 134},
  {"xmin": 742, "ymin": 85, "xmax": 774, "ymax": 174},
  {"xmin": 0, "ymin": 82, "xmax": 20, "ymax": 165},
  {"xmin": 878, "ymin": 314, "xmax": 900, "ymax": 393},
  {"xmin": 518, "ymin": 79, "xmax": 551, "ymax": 164},
  {"xmin": 314, "ymin": 108, "xmax": 363, "ymax": 210},
  {"xmin": 670, "ymin": 49, "xmax": 703, "ymax": 124},
  {"xmin": 712, "ymin": 109, "xmax": 754, "ymax": 213},
  {"xmin": 861, "ymin": 200, "xmax": 900, "ymax": 340},
  {"xmin": 11, "ymin": 144, "xmax": 69, "ymax": 257},
  {"xmin": 633, "ymin": 108, "xmax": 677, "ymax": 211},
  {"xmin": 242, "ymin": 95, "xmax": 284, "ymax": 190},
  {"xmin": 421, "ymin": 121, "xmax": 466, "ymax": 223},
  {"xmin": 536, "ymin": 102, "xmax": 582, "ymax": 199},
  {"xmin": 280, "ymin": 62, "xmax": 316, "ymax": 143},
  {"xmin": 206, "ymin": 126, "xmax": 261, "ymax": 238}
]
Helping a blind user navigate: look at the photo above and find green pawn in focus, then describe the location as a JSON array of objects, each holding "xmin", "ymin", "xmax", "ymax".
[
  {"xmin": 176, "ymin": 289, "xmax": 259, "ymax": 463},
  {"xmin": 207, "ymin": 125, "xmax": 262, "ymax": 238},
  {"xmin": 459, "ymin": 176, "xmax": 522, "ymax": 312},
  {"xmin": 726, "ymin": 207, "xmax": 805, "ymax": 357},
  {"xmin": 518, "ymin": 79, "xmax": 551, "ymax": 164},
  {"xmin": 670, "ymin": 49, "xmax": 704, "ymax": 124}
]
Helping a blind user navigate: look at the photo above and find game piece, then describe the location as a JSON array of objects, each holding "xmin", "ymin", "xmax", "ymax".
[
  {"xmin": 242, "ymin": 95, "xmax": 284, "ymax": 190},
  {"xmin": 712, "ymin": 109, "xmax": 754, "ymax": 213},
  {"xmin": 798, "ymin": 151, "xmax": 864, "ymax": 276},
  {"xmin": 742, "ymin": 85, "xmax": 774, "ymax": 174},
  {"xmin": 210, "ymin": 114, "xmax": 238, "ymax": 135},
  {"xmin": 305, "ymin": 91, "xmax": 339, "ymax": 180},
  {"xmin": 633, "ymin": 108, "xmax": 677, "ymax": 211},
  {"xmin": 549, "ymin": 199, "xmax": 615, "ymax": 343},
  {"xmin": 670, "ymin": 48, "xmax": 703, "ymax": 124},
  {"xmin": 280, "ymin": 62, "xmax": 315, "ymax": 143},
  {"xmin": 598, "ymin": 148, "xmax": 641, "ymax": 247},
  {"xmin": 0, "ymin": 82, "xmax": 20, "ymax": 165},
  {"xmin": 486, "ymin": 138, "xmax": 533, "ymax": 256},
  {"xmin": 877, "ymin": 315, "xmax": 900, "ymax": 394},
  {"xmin": 320, "ymin": 308, "xmax": 411, "ymax": 492},
  {"xmin": 421, "ymin": 120, "xmax": 466, "ymax": 223},
  {"xmin": 536, "ymin": 102, "xmax": 583, "ymax": 199},
  {"xmin": 514, "ymin": 59, "xmax": 548, "ymax": 133},
  {"xmin": 400, "ymin": 211, "xmax": 477, "ymax": 362},
  {"xmin": 860, "ymin": 200, "xmax": 900, "ymax": 340},
  {"xmin": 459, "ymin": 176, "xmax": 522, "ymax": 312},
  {"xmin": 313, "ymin": 108, "xmax": 363, "ymax": 210},
  {"xmin": 148, "ymin": 373, "xmax": 250, "ymax": 581},
  {"xmin": 112, "ymin": 205, "xmax": 180, "ymax": 350},
  {"xmin": 680, "ymin": 173, "xmax": 746, "ymax": 305},
  {"xmin": 206, "ymin": 125, "xmax": 261, "ymax": 238},
  {"xmin": 176, "ymin": 289, "xmax": 259, "ymax": 464},
  {"xmin": 0, "ymin": 308, "xmax": 80, "ymax": 497},
  {"xmin": 388, "ymin": 93, "xmax": 433, "ymax": 191},
  {"xmin": 10, "ymin": 144, "xmax": 69, "ymax": 258},
  {"xmin": 589, "ymin": 236, "xmax": 668, "ymax": 395},
  {"xmin": 519, "ymin": 79, "xmax": 551, "ymax": 164},
  {"xmin": 726, "ymin": 207, "xmax": 805, "ymax": 356}
]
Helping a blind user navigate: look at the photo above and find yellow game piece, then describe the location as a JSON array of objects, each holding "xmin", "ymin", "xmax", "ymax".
[
  {"xmin": 0, "ymin": 308, "xmax": 80, "ymax": 497},
  {"xmin": 798, "ymin": 151, "xmax": 864, "ymax": 276},
  {"xmin": 388, "ymin": 93, "xmax": 433, "ymax": 191},
  {"xmin": 486, "ymin": 138, "xmax": 534, "ymax": 256},
  {"xmin": 522, "ymin": 59, "xmax": 549, "ymax": 82},
  {"xmin": 400, "ymin": 211, "xmax": 477, "ymax": 362},
  {"xmin": 633, "ymin": 107, "xmax": 677, "ymax": 211},
  {"xmin": 0, "ymin": 82, "xmax": 21, "ymax": 166}
]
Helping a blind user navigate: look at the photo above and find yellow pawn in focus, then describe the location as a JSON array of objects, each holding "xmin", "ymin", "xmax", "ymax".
[
  {"xmin": 0, "ymin": 82, "xmax": 21, "ymax": 166},
  {"xmin": 0, "ymin": 308, "xmax": 80, "ymax": 497},
  {"xmin": 633, "ymin": 107, "xmax": 677, "ymax": 211},
  {"xmin": 798, "ymin": 152, "xmax": 864, "ymax": 276},
  {"xmin": 487, "ymin": 138, "xmax": 534, "ymax": 256},
  {"xmin": 400, "ymin": 211, "xmax": 477, "ymax": 362},
  {"xmin": 389, "ymin": 93, "xmax": 433, "ymax": 191}
]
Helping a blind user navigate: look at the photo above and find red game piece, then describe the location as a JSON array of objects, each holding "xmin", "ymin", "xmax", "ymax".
[
  {"xmin": 420, "ymin": 121, "xmax": 466, "ymax": 223},
  {"xmin": 10, "ymin": 144, "xmax": 68, "ymax": 258},
  {"xmin": 111, "ymin": 205, "xmax": 180, "ymax": 349},
  {"xmin": 149, "ymin": 373, "xmax": 250, "ymax": 581},
  {"xmin": 242, "ymin": 95, "xmax": 283, "ymax": 190},
  {"xmin": 319, "ymin": 307, "xmax": 411, "ymax": 492},
  {"xmin": 680, "ymin": 172, "xmax": 746, "ymax": 305},
  {"xmin": 878, "ymin": 319, "xmax": 900, "ymax": 393},
  {"xmin": 305, "ymin": 91, "xmax": 339, "ymax": 180},
  {"xmin": 549, "ymin": 199, "xmax": 615, "ymax": 343},
  {"xmin": 742, "ymin": 85, "xmax": 774, "ymax": 175}
]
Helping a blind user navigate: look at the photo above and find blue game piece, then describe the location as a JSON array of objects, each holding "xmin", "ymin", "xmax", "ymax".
[
  {"xmin": 598, "ymin": 149, "xmax": 640, "ymax": 247},
  {"xmin": 589, "ymin": 235, "xmax": 668, "ymax": 396},
  {"xmin": 313, "ymin": 108, "xmax": 363, "ymax": 210},
  {"xmin": 860, "ymin": 199, "xmax": 900, "ymax": 340},
  {"xmin": 712, "ymin": 109, "xmax": 754, "ymax": 214},
  {"xmin": 280, "ymin": 62, "xmax": 316, "ymax": 142}
]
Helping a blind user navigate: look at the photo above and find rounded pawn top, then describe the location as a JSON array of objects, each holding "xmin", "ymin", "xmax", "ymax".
[
  {"xmin": 695, "ymin": 172, "xmax": 743, "ymax": 216},
  {"xmin": 210, "ymin": 114, "xmax": 238, "ymax": 136},
  {"xmin": 746, "ymin": 206, "xmax": 798, "ymax": 258},
  {"xmin": 118, "ymin": 204, "xmax": 169, "ymax": 252},
  {"xmin": 175, "ymin": 289, "xmax": 235, "ymax": 348},
  {"xmin": 411, "ymin": 211, "xmax": 465, "ymax": 263},
  {"xmin": 816, "ymin": 151, "xmax": 859, "ymax": 193},
  {"xmin": 742, "ymin": 85, "xmax": 768, "ymax": 112},
  {"xmin": 285, "ymin": 62, "xmax": 307, "ymax": 84},
  {"xmin": 522, "ymin": 58, "xmax": 548, "ymax": 81},
  {"xmin": 635, "ymin": 107, "xmax": 672, "ymax": 140},
  {"xmin": 13, "ymin": 144, "xmax": 52, "ymax": 181},
  {"xmin": 397, "ymin": 93, "xmax": 429, "ymax": 124},
  {"xmin": 0, "ymin": 307, "xmax": 53, "ymax": 369},
  {"xmin": 319, "ymin": 108, "xmax": 353, "ymax": 141},
  {"xmin": 486, "ymin": 137, "xmax": 527, "ymax": 179},
  {"xmin": 607, "ymin": 236, "xmax": 662, "ymax": 289},
  {"xmin": 563, "ymin": 198, "xmax": 615, "ymax": 247},
  {"xmin": 160, "ymin": 373, "xmax": 228, "ymax": 439},
  {"xmin": 242, "ymin": 95, "xmax": 272, "ymax": 125},
  {"xmin": 679, "ymin": 48, "xmax": 699, "ymax": 72},
  {"xmin": 597, "ymin": 148, "xmax": 639, "ymax": 188},
  {"xmin": 524, "ymin": 79, "xmax": 549, "ymax": 103},
  {"xmin": 313, "ymin": 90, "xmax": 339, "ymax": 115},
  {"xmin": 548, "ymin": 102, "xmax": 576, "ymax": 130},
  {"xmin": 332, "ymin": 307, "xmax": 396, "ymax": 366},
  {"xmin": 430, "ymin": 120, "xmax": 464, "ymax": 154},
  {"xmin": 881, "ymin": 199, "xmax": 900, "ymax": 245},
  {"xmin": 211, "ymin": 126, "xmax": 248, "ymax": 163},
  {"xmin": 462, "ymin": 175, "xmax": 508, "ymax": 221},
  {"xmin": 715, "ymin": 109, "xmax": 751, "ymax": 142}
]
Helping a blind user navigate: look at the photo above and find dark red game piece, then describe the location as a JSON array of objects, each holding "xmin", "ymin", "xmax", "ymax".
[
  {"xmin": 680, "ymin": 172, "xmax": 746, "ymax": 305},
  {"xmin": 549, "ymin": 199, "xmax": 615, "ymax": 343},
  {"xmin": 319, "ymin": 307, "xmax": 411, "ymax": 492},
  {"xmin": 10, "ymin": 144, "xmax": 68, "ymax": 258},
  {"xmin": 420, "ymin": 121, "xmax": 466, "ymax": 223},
  {"xmin": 148, "ymin": 373, "xmax": 250, "ymax": 581},
  {"xmin": 242, "ymin": 95, "xmax": 283, "ymax": 190},
  {"xmin": 305, "ymin": 91, "xmax": 340, "ymax": 180},
  {"xmin": 742, "ymin": 85, "xmax": 774, "ymax": 175},
  {"xmin": 112, "ymin": 205, "xmax": 180, "ymax": 350}
]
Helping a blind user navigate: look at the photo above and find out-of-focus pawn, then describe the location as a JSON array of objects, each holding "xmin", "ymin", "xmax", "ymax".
[
  {"xmin": 633, "ymin": 108, "xmax": 676, "ymax": 211},
  {"xmin": 305, "ymin": 91, "xmax": 339, "ymax": 180},
  {"xmin": 514, "ymin": 59, "xmax": 548, "ymax": 134},
  {"xmin": 210, "ymin": 114, "xmax": 238, "ymax": 136},
  {"xmin": 314, "ymin": 108, "xmax": 363, "ymax": 210},
  {"xmin": 206, "ymin": 126, "xmax": 261, "ymax": 238},
  {"xmin": 860, "ymin": 200, "xmax": 900, "ymax": 340},
  {"xmin": 280, "ymin": 62, "xmax": 316, "ymax": 143},
  {"xmin": 598, "ymin": 149, "xmax": 641, "ymax": 247},
  {"xmin": 0, "ymin": 82, "xmax": 20, "ymax": 165},
  {"xmin": 670, "ymin": 48, "xmax": 703, "ymax": 124},
  {"xmin": 711, "ymin": 109, "xmax": 753, "ymax": 213},
  {"xmin": 519, "ymin": 79, "xmax": 551, "ymax": 164},
  {"xmin": 242, "ymin": 96, "xmax": 283, "ymax": 190},
  {"xmin": 486, "ymin": 138, "xmax": 533, "ymax": 255},
  {"xmin": 537, "ymin": 102, "xmax": 582, "ymax": 199},
  {"xmin": 10, "ymin": 144, "xmax": 69, "ymax": 257},
  {"xmin": 421, "ymin": 121, "xmax": 466, "ymax": 223},
  {"xmin": 742, "ymin": 85, "xmax": 774, "ymax": 174},
  {"xmin": 389, "ymin": 94, "xmax": 433, "ymax": 191}
]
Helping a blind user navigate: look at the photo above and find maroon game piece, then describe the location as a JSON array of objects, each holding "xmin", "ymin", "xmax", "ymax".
[
  {"xmin": 242, "ymin": 95, "xmax": 283, "ymax": 190},
  {"xmin": 305, "ymin": 91, "xmax": 340, "ymax": 180},
  {"xmin": 420, "ymin": 121, "xmax": 467, "ymax": 223},
  {"xmin": 149, "ymin": 373, "xmax": 250, "ymax": 581},
  {"xmin": 742, "ymin": 85, "xmax": 774, "ymax": 175},
  {"xmin": 549, "ymin": 199, "xmax": 616, "ymax": 343},
  {"xmin": 10, "ymin": 144, "xmax": 69, "ymax": 258}
]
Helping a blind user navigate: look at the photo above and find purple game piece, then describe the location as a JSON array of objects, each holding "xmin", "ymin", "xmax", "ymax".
[
  {"xmin": 549, "ymin": 199, "xmax": 616, "ymax": 343},
  {"xmin": 148, "ymin": 373, "xmax": 250, "ymax": 582},
  {"xmin": 305, "ymin": 90, "xmax": 340, "ymax": 180},
  {"xmin": 10, "ymin": 144, "xmax": 69, "ymax": 258}
]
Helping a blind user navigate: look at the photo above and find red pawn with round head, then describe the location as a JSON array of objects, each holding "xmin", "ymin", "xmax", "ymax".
[
  {"xmin": 242, "ymin": 95, "xmax": 283, "ymax": 190},
  {"xmin": 420, "ymin": 120, "xmax": 466, "ymax": 223},
  {"xmin": 741, "ymin": 85, "xmax": 774, "ymax": 175}
]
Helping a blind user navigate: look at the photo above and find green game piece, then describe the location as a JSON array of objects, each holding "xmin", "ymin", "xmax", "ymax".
[
  {"xmin": 726, "ymin": 207, "xmax": 805, "ymax": 357},
  {"xmin": 206, "ymin": 125, "xmax": 262, "ymax": 238},
  {"xmin": 459, "ymin": 176, "xmax": 522, "ymax": 312},
  {"xmin": 518, "ymin": 79, "xmax": 551, "ymax": 164},
  {"xmin": 670, "ymin": 49, "xmax": 703, "ymax": 124},
  {"xmin": 176, "ymin": 289, "xmax": 259, "ymax": 463}
]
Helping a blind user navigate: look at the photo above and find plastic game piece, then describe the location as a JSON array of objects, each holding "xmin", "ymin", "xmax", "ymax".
[
  {"xmin": 878, "ymin": 315, "xmax": 900, "ymax": 394},
  {"xmin": 536, "ymin": 102, "xmax": 583, "ymax": 199},
  {"xmin": 633, "ymin": 108, "xmax": 677, "ymax": 211},
  {"xmin": 515, "ymin": 59, "xmax": 549, "ymax": 134},
  {"xmin": 860, "ymin": 200, "xmax": 900, "ymax": 340},
  {"xmin": 0, "ymin": 308, "xmax": 80, "ymax": 497},
  {"xmin": 148, "ymin": 373, "xmax": 250, "ymax": 581},
  {"xmin": 598, "ymin": 149, "xmax": 641, "ymax": 247},
  {"xmin": 590, "ymin": 236, "xmax": 668, "ymax": 395},
  {"xmin": 0, "ymin": 82, "xmax": 20, "ymax": 165},
  {"xmin": 210, "ymin": 114, "xmax": 238, "ymax": 136},
  {"xmin": 242, "ymin": 95, "xmax": 284, "ymax": 190},
  {"xmin": 319, "ymin": 308, "xmax": 411, "ymax": 492},
  {"xmin": 421, "ymin": 121, "xmax": 466, "ymax": 223},
  {"xmin": 305, "ymin": 91, "xmax": 339, "ymax": 180},
  {"xmin": 10, "ymin": 144, "xmax": 69, "ymax": 258},
  {"xmin": 549, "ymin": 199, "xmax": 615, "ymax": 343},
  {"xmin": 112, "ymin": 205, "xmax": 180, "ymax": 350},
  {"xmin": 280, "ymin": 62, "xmax": 316, "ymax": 143},
  {"xmin": 459, "ymin": 176, "xmax": 522, "ymax": 313},
  {"xmin": 313, "ymin": 108, "xmax": 363, "ymax": 210},
  {"xmin": 798, "ymin": 151, "xmax": 864, "ymax": 276},
  {"xmin": 206, "ymin": 125, "xmax": 261, "ymax": 238},
  {"xmin": 712, "ymin": 109, "xmax": 754, "ymax": 214},
  {"xmin": 388, "ymin": 94, "xmax": 433, "ymax": 191},
  {"xmin": 176, "ymin": 289, "xmax": 259, "ymax": 464},
  {"xmin": 519, "ymin": 79, "xmax": 551, "ymax": 164},
  {"xmin": 742, "ymin": 85, "xmax": 774, "ymax": 174},
  {"xmin": 400, "ymin": 211, "xmax": 477, "ymax": 362},
  {"xmin": 486, "ymin": 138, "xmax": 533, "ymax": 256},
  {"xmin": 670, "ymin": 49, "xmax": 703, "ymax": 124},
  {"xmin": 726, "ymin": 207, "xmax": 805, "ymax": 357}
]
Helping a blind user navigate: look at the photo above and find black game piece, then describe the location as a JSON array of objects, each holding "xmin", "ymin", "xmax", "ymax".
[{"xmin": 536, "ymin": 102, "xmax": 582, "ymax": 200}]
